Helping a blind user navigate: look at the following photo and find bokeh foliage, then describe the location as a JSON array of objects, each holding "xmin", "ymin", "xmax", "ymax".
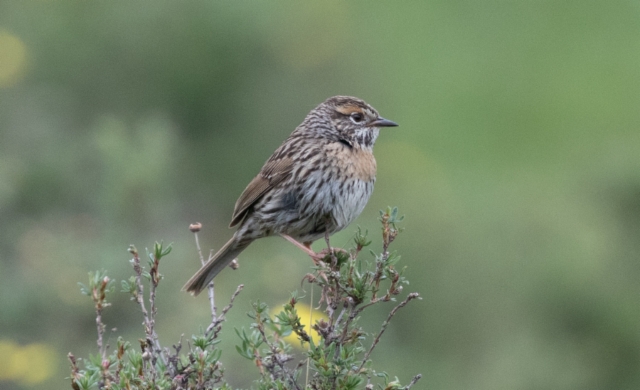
[{"xmin": 1, "ymin": 1, "xmax": 640, "ymax": 389}]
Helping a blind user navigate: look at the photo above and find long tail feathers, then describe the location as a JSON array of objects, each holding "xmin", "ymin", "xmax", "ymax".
[{"xmin": 182, "ymin": 236, "xmax": 250, "ymax": 296}]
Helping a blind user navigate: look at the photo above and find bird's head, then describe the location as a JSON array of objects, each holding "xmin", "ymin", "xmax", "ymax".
[{"xmin": 303, "ymin": 96, "xmax": 398, "ymax": 149}]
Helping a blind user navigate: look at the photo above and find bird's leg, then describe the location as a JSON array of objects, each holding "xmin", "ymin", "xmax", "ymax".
[
  {"xmin": 281, "ymin": 234, "xmax": 322, "ymax": 261},
  {"xmin": 281, "ymin": 233, "xmax": 347, "ymax": 265},
  {"xmin": 324, "ymin": 230, "xmax": 332, "ymax": 252},
  {"xmin": 324, "ymin": 230, "xmax": 338, "ymax": 267}
]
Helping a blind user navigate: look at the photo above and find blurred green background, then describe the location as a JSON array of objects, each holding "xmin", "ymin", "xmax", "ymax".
[{"xmin": 2, "ymin": 1, "xmax": 640, "ymax": 389}]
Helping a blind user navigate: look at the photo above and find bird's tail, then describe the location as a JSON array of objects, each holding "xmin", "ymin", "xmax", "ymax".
[{"xmin": 182, "ymin": 235, "xmax": 250, "ymax": 295}]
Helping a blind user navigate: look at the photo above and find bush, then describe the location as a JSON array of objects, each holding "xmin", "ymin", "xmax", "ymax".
[{"xmin": 68, "ymin": 207, "xmax": 422, "ymax": 390}]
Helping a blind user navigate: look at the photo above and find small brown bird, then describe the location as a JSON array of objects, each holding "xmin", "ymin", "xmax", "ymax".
[{"xmin": 183, "ymin": 96, "xmax": 397, "ymax": 295}]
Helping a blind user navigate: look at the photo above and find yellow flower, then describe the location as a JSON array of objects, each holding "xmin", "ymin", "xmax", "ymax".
[
  {"xmin": 0, "ymin": 340, "xmax": 56, "ymax": 385},
  {"xmin": 278, "ymin": 302, "xmax": 326, "ymax": 347},
  {"xmin": 0, "ymin": 30, "xmax": 28, "ymax": 88}
]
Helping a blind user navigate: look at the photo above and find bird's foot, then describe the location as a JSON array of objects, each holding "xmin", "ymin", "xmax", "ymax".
[{"xmin": 318, "ymin": 247, "xmax": 349, "ymax": 258}]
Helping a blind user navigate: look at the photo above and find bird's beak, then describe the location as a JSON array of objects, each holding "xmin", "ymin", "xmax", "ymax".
[{"xmin": 368, "ymin": 117, "xmax": 398, "ymax": 128}]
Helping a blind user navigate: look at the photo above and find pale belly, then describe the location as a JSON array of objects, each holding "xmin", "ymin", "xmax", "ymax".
[
  {"xmin": 281, "ymin": 145, "xmax": 376, "ymax": 241},
  {"xmin": 280, "ymin": 174, "xmax": 374, "ymax": 242}
]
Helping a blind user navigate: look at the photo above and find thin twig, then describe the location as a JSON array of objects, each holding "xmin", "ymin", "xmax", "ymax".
[
  {"xmin": 337, "ymin": 303, "xmax": 358, "ymax": 348},
  {"xmin": 255, "ymin": 319, "xmax": 301, "ymax": 390},
  {"xmin": 130, "ymin": 251, "xmax": 166, "ymax": 372},
  {"xmin": 92, "ymin": 275, "xmax": 110, "ymax": 360},
  {"xmin": 353, "ymin": 296, "xmax": 386, "ymax": 313},
  {"xmin": 370, "ymin": 257, "xmax": 386, "ymax": 302},
  {"xmin": 207, "ymin": 254, "xmax": 216, "ymax": 321},
  {"xmin": 95, "ymin": 302, "xmax": 106, "ymax": 359},
  {"xmin": 357, "ymin": 292, "xmax": 420, "ymax": 372},
  {"xmin": 194, "ymin": 231, "xmax": 217, "ymax": 325},
  {"xmin": 405, "ymin": 374, "xmax": 422, "ymax": 389},
  {"xmin": 332, "ymin": 306, "xmax": 346, "ymax": 332},
  {"xmin": 149, "ymin": 257, "xmax": 160, "ymax": 361},
  {"xmin": 207, "ymin": 284, "xmax": 244, "ymax": 338},
  {"xmin": 131, "ymin": 254, "xmax": 156, "ymax": 378},
  {"xmin": 305, "ymin": 284, "xmax": 314, "ymax": 387},
  {"xmin": 193, "ymin": 229, "xmax": 206, "ymax": 265},
  {"xmin": 68, "ymin": 353, "xmax": 81, "ymax": 390}
]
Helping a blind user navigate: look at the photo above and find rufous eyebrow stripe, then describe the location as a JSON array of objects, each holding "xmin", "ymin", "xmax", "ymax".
[{"xmin": 335, "ymin": 105, "xmax": 364, "ymax": 116}]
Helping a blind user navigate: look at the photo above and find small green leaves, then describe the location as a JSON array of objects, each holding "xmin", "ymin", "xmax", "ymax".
[
  {"xmin": 127, "ymin": 244, "xmax": 138, "ymax": 256},
  {"xmin": 191, "ymin": 331, "xmax": 220, "ymax": 350},
  {"xmin": 71, "ymin": 369, "xmax": 100, "ymax": 390},
  {"xmin": 354, "ymin": 226, "xmax": 372, "ymax": 251},
  {"xmin": 153, "ymin": 240, "xmax": 172, "ymax": 259},
  {"xmin": 379, "ymin": 206, "xmax": 404, "ymax": 227},
  {"xmin": 274, "ymin": 293, "xmax": 311, "ymax": 343},
  {"xmin": 120, "ymin": 276, "xmax": 137, "ymax": 299},
  {"xmin": 380, "ymin": 207, "xmax": 404, "ymax": 251},
  {"xmin": 78, "ymin": 270, "xmax": 115, "ymax": 299},
  {"xmin": 234, "ymin": 327, "xmax": 263, "ymax": 360}
]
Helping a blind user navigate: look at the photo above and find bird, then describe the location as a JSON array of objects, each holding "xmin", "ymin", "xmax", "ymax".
[{"xmin": 183, "ymin": 96, "xmax": 398, "ymax": 295}]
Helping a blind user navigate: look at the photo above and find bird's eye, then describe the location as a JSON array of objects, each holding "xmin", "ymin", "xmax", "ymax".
[{"xmin": 350, "ymin": 113, "xmax": 364, "ymax": 124}]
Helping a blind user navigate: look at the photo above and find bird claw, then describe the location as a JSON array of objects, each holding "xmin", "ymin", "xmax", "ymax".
[
  {"xmin": 317, "ymin": 247, "xmax": 348, "ymax": 259},
  {"xmin": 307, "ymin": 248, "xmax": 349, "ymax": 269}
]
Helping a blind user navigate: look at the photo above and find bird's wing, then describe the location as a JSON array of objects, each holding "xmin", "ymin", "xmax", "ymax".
[{"xmin": 229, "ymin": 156, "xmax": 294, "ymax": 227}]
